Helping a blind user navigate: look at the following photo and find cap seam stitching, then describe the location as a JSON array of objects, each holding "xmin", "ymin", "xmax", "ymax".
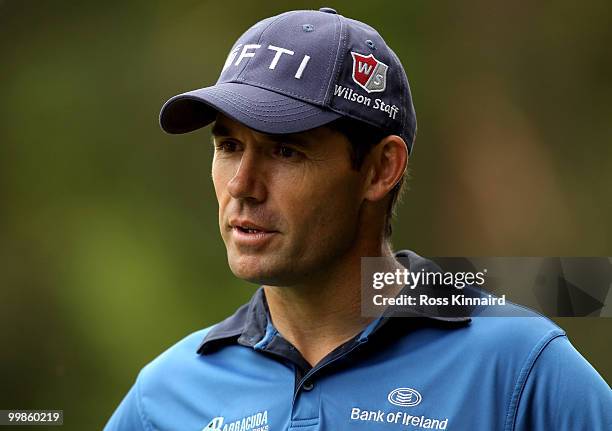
[
  {"xmin": 323, "ymin": 14, "xmax": 345, "ymax": 105},
  {"xmin": 319, "ymin": 13, "xmax": 341, "ymax": 102},
  {"xmin": 205, "ymin": 92, "xmax": 326, "ymax": 122},
  {"xmin": 208, "ymin": 89, "xmax": 322, "ymax": 111},
  {"xmin": 207, "ymin": 91, "xmax": 316, "ymax": 115},
  {"xmin": 238, "ymin": 80, "xmax": 321, "ymax": 104},
  {"xmin": 215, "ymin": 81, "xmax": 324, "ymax": 105},
  {"xmin": 209, "ymin": 90, "xmax": 308, "ymax": 107},
  {"xmin": 236, "ymin": 13, "xmax": 290, "ymax": 82}
]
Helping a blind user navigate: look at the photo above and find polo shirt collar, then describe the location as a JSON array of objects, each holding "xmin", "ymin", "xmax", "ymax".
[
  {"xmin": 197, "ymin": 288, "xmax": 269, "ymax": 354},
  {"xmin": 197, "ymin": 250, "xmax": 470, "ymax": 355}
]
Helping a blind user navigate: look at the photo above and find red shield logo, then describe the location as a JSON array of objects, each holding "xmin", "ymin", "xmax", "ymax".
[{"xmin": 351, "ymin": 52, "xmax": 388, "ymax": 93}]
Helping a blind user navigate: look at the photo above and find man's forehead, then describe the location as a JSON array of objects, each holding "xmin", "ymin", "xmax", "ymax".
[{"xmin": 211, "ymin": 115, "xmax": 271, "ymax": 138}]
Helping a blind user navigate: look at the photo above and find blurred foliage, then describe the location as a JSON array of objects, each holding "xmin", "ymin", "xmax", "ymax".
[{"xmin": 0, "ymin": 0, "xmax": 610, "ymax": 428}]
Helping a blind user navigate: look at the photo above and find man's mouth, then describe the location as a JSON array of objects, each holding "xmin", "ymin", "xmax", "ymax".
[
  {"xmin": 229, "ymin": 219, "xmax": 278, "ymax": 234},
  {"xmin": 235, "ymin": 226, "xmax": 265, "ymax": 234},
  {"xmin": 228, "ymin": 220, "xmax": 278, "ymax": 247}
]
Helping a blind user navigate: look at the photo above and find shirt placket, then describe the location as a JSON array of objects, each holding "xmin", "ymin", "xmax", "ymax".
[{"xmin": 289, "ymin": 378, "xmax": 321, "ymax": 431}]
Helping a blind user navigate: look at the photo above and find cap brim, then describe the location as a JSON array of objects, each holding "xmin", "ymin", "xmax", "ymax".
[{"xmin": 159, "ymin": 82, "xmax": 342, "ymax": 135}]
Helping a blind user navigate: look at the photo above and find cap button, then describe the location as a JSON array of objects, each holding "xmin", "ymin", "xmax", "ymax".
[{"xmin": 319, "ymin": 7, "xmax": 337, "ymax": 14}]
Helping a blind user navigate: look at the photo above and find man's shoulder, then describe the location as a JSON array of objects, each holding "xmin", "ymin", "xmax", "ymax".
[
  {"xmin": 135, "ymin": 295, "xmax": 255, "ymax": 392},
  {"xmin": 402, "ymin": 301, "xmax": 570, "ymax": 382},
  {"xmin": 472, "ymin": 301, "xmax": 564, "ymax": 335},
  {"xmin": 464, "ymin": 302, "xmax": 567, "ymax": 360},
  {"xmin": 137, "ymin": 326, "xmax": 215, "ymax": 386}
]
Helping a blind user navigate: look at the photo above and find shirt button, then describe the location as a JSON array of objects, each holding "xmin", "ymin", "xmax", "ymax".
[{"xmin": 302, "ymin": 380, "xmax": 314, "ymax": 391}]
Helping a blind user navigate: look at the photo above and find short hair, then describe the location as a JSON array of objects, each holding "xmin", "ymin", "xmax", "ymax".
[{"xmin": 326, "ymin": 117, "xmax": 407, "ymax": 239}]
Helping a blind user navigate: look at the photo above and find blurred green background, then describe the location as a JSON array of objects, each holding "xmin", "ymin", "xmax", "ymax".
[{"xmin": 1, "ymin": 0, "xmax": 610, "ymax": 429}]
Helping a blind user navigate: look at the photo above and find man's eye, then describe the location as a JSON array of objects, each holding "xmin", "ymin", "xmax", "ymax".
[
  {"xmin": 276, "ymin": 145, "xmax": 302, "ymax": 159},
  {"xmin": 215, "ymin": 141, "xmax": 238, "ymax": 152}
]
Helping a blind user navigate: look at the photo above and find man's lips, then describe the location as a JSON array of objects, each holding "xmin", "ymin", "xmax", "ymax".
[
  {"xmin": 228, "ymin": 219, "xmax": 278, "ymax": 234},
  {"xmin": 228, "ymin": 219, "xmax": 279, "ymax": 248}
]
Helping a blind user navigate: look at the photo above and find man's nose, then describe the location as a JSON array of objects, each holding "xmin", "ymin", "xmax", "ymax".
[{"xmin": 227, "ymin": 149, "xmax": 267, "ymax": 202}]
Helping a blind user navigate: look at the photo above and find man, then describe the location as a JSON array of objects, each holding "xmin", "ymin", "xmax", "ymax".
[{"xmin": 105, "ymin": 7, "xmax": 611, "ymax": 431}]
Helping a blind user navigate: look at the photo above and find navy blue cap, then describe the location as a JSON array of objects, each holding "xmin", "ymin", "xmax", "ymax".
[{"xmin": 160, "ymin": 8, "xmax": 417, "ymax": 153}]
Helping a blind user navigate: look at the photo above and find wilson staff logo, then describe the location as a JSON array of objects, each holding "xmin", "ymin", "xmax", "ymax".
[
  {"xmin": 388, "ymin": 387, "xmax": 422, "ymax": 407},
  {"xmin": 351, "ymin": 52, "xmax": 388, "ymax": 93}
]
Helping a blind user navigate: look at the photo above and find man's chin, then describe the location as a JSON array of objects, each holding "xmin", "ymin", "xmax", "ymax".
[{"xmin": 227, "ymin": 254, "xmax": 286, "ymax": 285}]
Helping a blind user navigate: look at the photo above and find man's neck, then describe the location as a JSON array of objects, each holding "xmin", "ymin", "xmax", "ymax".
[{"xmin": 263, "ymin": 241, "xmax": 402, "ymax": 367}]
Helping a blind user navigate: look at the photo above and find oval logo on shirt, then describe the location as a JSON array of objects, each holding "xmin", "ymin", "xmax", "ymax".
[{"xmin": 388, "ymin": 387, "xmax": 422, "ymax": 407}]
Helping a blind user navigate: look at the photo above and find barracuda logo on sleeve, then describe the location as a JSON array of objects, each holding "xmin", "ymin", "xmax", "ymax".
[{"xmin": 202, "ymin": 410, "xmax": 268, "ymax": 431}]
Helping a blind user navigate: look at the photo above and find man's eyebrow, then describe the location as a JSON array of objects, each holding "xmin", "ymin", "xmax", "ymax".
[
  {"xmin": 211, "ymin": 123, "xmax": 231, "ymax": 137},
  {"xmin": 211, "ymin": 123, "xmax": 311, "ymax": 147},
  {"xmin": 265, "ymin": 133, "xmax": 311, "ymax": 147}
]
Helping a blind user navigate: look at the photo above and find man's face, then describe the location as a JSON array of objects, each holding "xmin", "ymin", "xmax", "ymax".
[{"xmin": 211, "ymin": 114, "xmax": 367, "ymax": 286}]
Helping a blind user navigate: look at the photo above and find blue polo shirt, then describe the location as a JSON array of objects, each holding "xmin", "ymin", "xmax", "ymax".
[{"xmin": 104, "ymin": 251, "xmax": 611, "ymax": 431}]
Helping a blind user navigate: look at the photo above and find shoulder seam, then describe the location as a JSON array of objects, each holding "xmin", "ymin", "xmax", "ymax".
[
  {"xmin": 135, "ymin": 371, "xmax": 154, "ymax": 431},
  {"xmin": 503, "ymin": 330, "xmax": 566, "ymax": 431}
]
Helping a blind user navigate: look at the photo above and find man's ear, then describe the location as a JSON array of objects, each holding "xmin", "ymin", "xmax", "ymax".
[{"xmin": 363, "ymin": 135, "xmax": 408, "ymax": 202}]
